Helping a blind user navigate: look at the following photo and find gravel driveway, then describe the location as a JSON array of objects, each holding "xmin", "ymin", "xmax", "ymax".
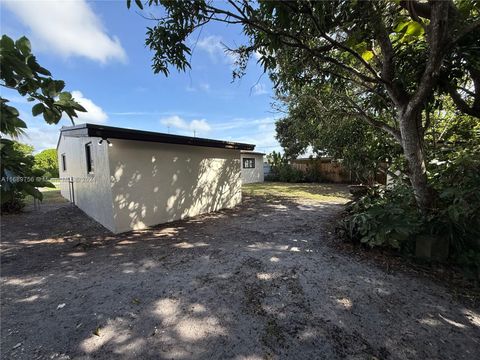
[{"xmin": 1, "ymin": 194, "xmax": 479, "ymax": 359}]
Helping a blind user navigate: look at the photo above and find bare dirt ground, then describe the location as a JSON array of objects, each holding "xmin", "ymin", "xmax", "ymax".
[{"xmin": 1, "ymin": 193, "xmax": 479, "ymax": 360}]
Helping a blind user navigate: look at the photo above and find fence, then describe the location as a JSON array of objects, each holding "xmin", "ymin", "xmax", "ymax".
[{"xmin": 291, "ymin": 158, "xmax": 387, "ymax": 184}]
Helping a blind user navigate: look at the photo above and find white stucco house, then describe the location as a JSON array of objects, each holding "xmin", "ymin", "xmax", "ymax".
[
  {"xmin": 240, "ymin": 151, "xmax": 265, "ymax": 184},
  {"xmin": 57, "ymin": 123, "xmax": 255, "ymax": 233}
]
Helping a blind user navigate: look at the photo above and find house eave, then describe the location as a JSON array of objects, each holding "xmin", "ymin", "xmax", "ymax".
[{"xmin": 59, "ymin": 123, "xmax": 255, "ymax": 151}]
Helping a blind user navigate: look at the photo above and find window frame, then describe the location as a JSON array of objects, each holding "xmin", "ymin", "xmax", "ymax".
[
  {"xmin": 61, "ymin": 153, "xmax": 67, "ymax": 172},
  {"xmin": 85, "ymin": 142, "xmax": 94, "ymax": 174},
  {"xmin": 243, "ymin": 157, "xmax": 255, "ymax": 169}
]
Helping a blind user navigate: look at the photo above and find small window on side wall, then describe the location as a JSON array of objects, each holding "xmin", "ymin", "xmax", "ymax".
[
  {"xmin": 61, "ymin": 153, "xmax": 67, "ymax": 171},
  {"xmin": 85, "ymin": 143, "xmax": 94, "ymax": 174},
  {"xmin": 243, "ymin": 158, "xmax": 255, "ymax": 169}
]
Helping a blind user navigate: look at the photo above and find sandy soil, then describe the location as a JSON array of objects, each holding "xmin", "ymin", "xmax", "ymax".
[{"xmin": 1, "ymin": 195, "xmax": 479, "ymax": 360}]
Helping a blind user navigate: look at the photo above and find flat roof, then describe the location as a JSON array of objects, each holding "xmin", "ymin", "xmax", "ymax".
[
  {"xmin": 241, "ymin": 150, "xmax": 266, "ymax": 155},
  {"xmin": 59, "ymin": 123, "xmax": 255, "ymax": 151}
]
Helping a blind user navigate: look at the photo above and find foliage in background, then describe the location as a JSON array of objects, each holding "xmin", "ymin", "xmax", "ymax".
[
  {"xmin": 275, "ymin": 86, "xmax": 401, "ymax": 183},
  {"xmin": 0, "ymin": 35, "xmax": 85, "ymax": 210},
  {"xmin": 1, "ymin": 140, "xmax": 54, "ymax": 212},
  {"xmin": 34, "ymin": 149, "xmax": 58, "ymax": 178},
  {"xmin": 265, "ymin": 151, "xmax": 305, "ymax": 183}
]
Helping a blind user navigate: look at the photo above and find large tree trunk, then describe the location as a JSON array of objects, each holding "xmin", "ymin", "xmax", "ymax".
[{"xmin": 398, "ymin": 111, "xmax": 433, "ymax": 213}]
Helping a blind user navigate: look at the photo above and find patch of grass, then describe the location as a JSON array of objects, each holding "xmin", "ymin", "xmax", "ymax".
[
  {"xmin": 243, "ymin": 182, "xmax": 351, "ymax": 203},
  {"xmin": 25, "ymin": 183, "xmax": 67, "ymax": 205}
]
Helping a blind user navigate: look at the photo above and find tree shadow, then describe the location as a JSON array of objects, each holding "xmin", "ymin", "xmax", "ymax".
[{"xmin": 1, "ymin": 195, "xmax": 479, "ymax": 359}]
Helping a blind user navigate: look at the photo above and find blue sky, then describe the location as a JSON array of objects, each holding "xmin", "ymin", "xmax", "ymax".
[{"xmin": 1, "ymin": 0, "xmax": 280, "ymax": 153}]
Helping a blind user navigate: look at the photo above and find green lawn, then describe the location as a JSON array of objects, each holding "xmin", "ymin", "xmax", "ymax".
[
  {"xmin": 25, "ymin": 181, "xmax": 67, "ymax": 205},
  {"xmin": 243, "ymin": 182, "xmax": 351, "ymax": 203}
]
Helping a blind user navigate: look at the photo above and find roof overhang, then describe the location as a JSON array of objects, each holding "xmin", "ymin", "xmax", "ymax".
[
  {"xmin": 58, "ymin": 123, "xmax": 255, "ymax": 151},
  {"xmin": 241, "ymin": 150, "xmax": 265, "ymax": 156}
]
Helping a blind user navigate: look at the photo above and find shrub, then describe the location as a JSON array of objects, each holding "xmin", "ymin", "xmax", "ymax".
[
  {"xmin": 340, "ymin": 184, "xmax": 422, "ymax": 250},
  {"xmin": 266, "ymin": 151, "xmax": 305, "ymax": 183},
  {"xmin": 340, "ymin": 146, "xmax": 480, "ymax": 277},
  {"xmin": 1, "ymin": 139, "xmax": 54, "ymax": 213}
]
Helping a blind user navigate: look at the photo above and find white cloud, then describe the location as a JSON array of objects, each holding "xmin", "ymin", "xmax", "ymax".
[
  {"xmin": 185, "ymin": 82, "xmax": 211, "ymax": 93},
  {"xmin": 208, "ymin": 116, "xmax": 280, "ymax": 154},
  {"xmin": 71, "ymin": 91, "xmax": 108, "ymax": 124},
  {"xmin": 214, "ymin": 117, "xmax": 276, "ymax": 131},
  {"xmin": 160, "ymin": 115, "xmax": 211, "ymax": 135},
  {"xmin": 4, "ymin": 0, "xmax": 126, "ymax": 63},
  {"xmin": 252, "ymin": 83, "xmax": 268, "ymax": 96},
  {"xmin": 196, "ymin": 35, "xmax": 238, "ymax": 65},
  {"xmin": 20, "ymin": 125, "xmax": 60, "ymax": 153}
]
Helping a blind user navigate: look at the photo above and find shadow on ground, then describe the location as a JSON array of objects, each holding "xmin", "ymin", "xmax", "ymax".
[{"xmin": 1, "ymin": 195, "xmax": 479, "ymax": 360}]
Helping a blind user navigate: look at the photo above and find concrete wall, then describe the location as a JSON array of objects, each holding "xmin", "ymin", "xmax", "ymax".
[
  {"xmin": 57, "ymin": 135, "xmax": 116, "ymax": 231},
  {"xmin": 241, "ymin": 153, "xmax": 264, "ymax": 184},
  {"xmin": 108, "ymin": 140, "xmax": 242, "ymax": 233}
]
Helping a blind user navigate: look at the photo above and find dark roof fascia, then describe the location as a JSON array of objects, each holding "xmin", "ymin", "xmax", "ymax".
[
  {"xmin": 241, "ymin": 151, "xmax": 266, "ymax": 156},
  {"xmin": 59, "ymin": 123, "xmax": 255, "ymax": 151}
]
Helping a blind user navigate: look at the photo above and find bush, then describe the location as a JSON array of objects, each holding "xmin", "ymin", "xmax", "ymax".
[
  {"xmin": 339, "ymin": 146, "xmax": 480, "ymax": 277},
  {"xmin": 1, "ymin": 195, "xmax": 25, "ymax": 213},
  {"xmin": 340, "ymin": 184, "xmax": 422, "ymax": 250},
  {"xmin": 266, "ymin": 151, "xmax": 306, "ymax": 183},
  {"xmin": 1, "ymin": 139, "xmax": 55, "ymax": 213}
]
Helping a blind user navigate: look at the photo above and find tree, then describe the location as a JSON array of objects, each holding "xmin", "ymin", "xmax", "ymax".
[
  {"xmin": 13, "ymin": 141, "xmax": 34, "ymax": 157},
  {"xmin": 34, "ymin": 149, "xmax": 59, "ymax": 178},
  {"xmin": 128, "ymin": 0, "xmax": 479, "ymax": 213},
  {"xmin": 1, "ymin": 140, "xmax": 53, "ymax": 212},
  {"xmin": 0, "ymin": 35, "xmax": 86, "ymax": 208}
]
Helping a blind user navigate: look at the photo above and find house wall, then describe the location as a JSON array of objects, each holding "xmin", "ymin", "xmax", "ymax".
[
  {"xmin": 241, "ymin": 153, "xmax": 264, "ymax": 184},
  {"xmin": 108, "ymin": 139, "xmax": 242, "ymax": 233},
  {"xmin": 57, "ymin": 135, "xmax": 116, "ymax": 231}
]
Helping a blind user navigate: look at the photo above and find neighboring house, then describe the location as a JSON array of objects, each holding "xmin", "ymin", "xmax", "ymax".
[
  {"xmin": 240, "ymin": 151, "xmax": 265, "ymax": 184},
  {"xmin": 57, "ymin": 123, "xmax": 254, "ymax": 233}
]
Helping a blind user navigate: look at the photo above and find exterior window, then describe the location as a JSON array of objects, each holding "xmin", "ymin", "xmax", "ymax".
[
  {"xmin": 85, "ymin": 143, "xmax": 94, "ymax": 174},
  {"xmin": 243, "ymin": 158, "xmax": 255, "ymax": 169},
  {"xmin": 61, "ymin": 154, "xmax": 67, "ymax": 171}
]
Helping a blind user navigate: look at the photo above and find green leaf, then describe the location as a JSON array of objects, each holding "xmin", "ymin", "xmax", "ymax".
[
  {"xmin": 15, "ymin": 36, "xmax": 31, "ymax": 56},
  {"xmin": 406, "ymin": 21, "xmax": 424, "ymax": 37},
  {"xmin": 0, "ymin": 35, "xmax": 15, "ymax": 50},
  {"xmin": 58, "ymin": 92, "xmax": 72, "ymax": 101},
  {"xmin": 361, "ymin": 50, "xmax": 374, "ymax": 62},
  {"xmin": 394, "ymin": 21, "xmax": 408, "ymax": 33},
  {"xmin": 32, "ymin": 103, "xmax": 45, "ymax": 116}
]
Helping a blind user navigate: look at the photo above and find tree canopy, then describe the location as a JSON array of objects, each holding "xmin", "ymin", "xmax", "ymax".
[
  {"xmin": 129, "ymin": 0, "xmax": 479, "ymax": 212},
  {"xmin": 34, "ymin": 149, "xmax": 59, "ymax": 178},
  {"xmin": 0, "ymin": 35, "xmax": 85, "ymax": 209}
]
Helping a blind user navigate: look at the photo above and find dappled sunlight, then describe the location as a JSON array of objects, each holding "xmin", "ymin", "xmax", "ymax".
[
  {"xmin": 116, "ymin": 240, "xmax": 138, "ymax": 245},
  {"xmin": 335, "ymin": 298, "xmax": 353, "ymax": 310},
  {"xmin": 463, "ymin": 309, "xmax": 480, "ymax": 328},
  {"xmin": 2, "ymin": 184, "xmax": 479, "ymax": 359},
  {"xmin": 419, "ymin": 317, "xmax": 442, "ymax": 327},
  {"xmin": 19, "ymin": 238, "xmax": 65, "ymax": 245},
  {"xmin": 80, "ymin": 320, "xmax": 132, "ymax": 353},
  {"xmin": 5, "ymin": 277, "xmax": 45, "ymax": 287},
  {"xmin": 256, "ymin": 272, "xmax": 279, "ymax": 281},
  {"xmin": 173, "ymin": 241, "xmax": 209, "ymax": 249},
  {"xmin": 110, "ymin": 141, "xmax": 242, "ymax": 233},
  {"xmin": 67, "ymin": 252, "xmax": 87, "ymax": 257},
  {"xmin": 438, "ymin": 314, "xmax": 467, "ymax": 329},
  {"xmin": 153, "ymin": 298, "xmax": 227, "ymax": 341},
  {"xmin": 16, "ymin": 294, "xmax": 42, "ymax": 303}
]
